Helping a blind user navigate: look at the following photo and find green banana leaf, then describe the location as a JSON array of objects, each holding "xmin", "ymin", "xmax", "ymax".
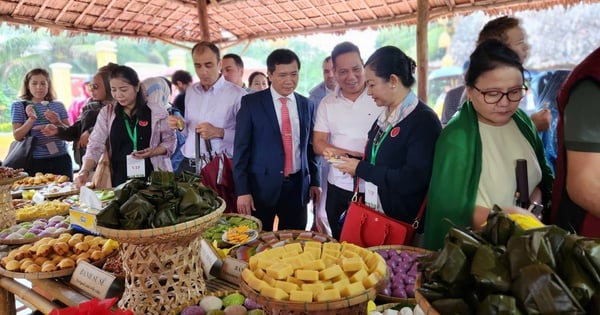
[
  {"xmin": 95, "ymin": 200, "xmax": 121, "ymax": 228},
  {"xmin": 477, "ymin": 294, "xmax": 523, "ymax": 314},
  {"xmin": 151, "ymin": 201, "xmax": 178, "ymax": 228},
  {"xmin": 570, "ymin": 235, "xmax": 600, "ymax": 284},
  {"xmin": 523, "ymin": 225, "xmax": 569, "ymax": 258},
  {"xmin": 558, "ymin": 241, "xmax": 598, "ymax": 310},
  {"xmin": 446, "ymin": 226, "xmax": 488, "ymax": 259},
  {"xmin": 150, "ymin": 170, "xmax": 177, "ymax": 190},
  {"xmin": 425, "ymin": 240, "xmax": 470, "ymax": 285},
  {"xmin": 119, "ymin": 193, "xmax": 155, "ymax": 230},
  {"xmin": 482, "ymin": 206, "xmax": 524, "ymax": 247},
  {"xmin": 506, "ymin": 231, "xmax": 556, "ymax": 278},
  {"xmin": 471, "ymin": 244, "xmax": 511, "ymax": 293},
  {"xmin": 431, "ymin": 298, "xmax": 473, "ymax": 315},
  {"xmin": 113, "ymin": 179, "xmax": 146, "ymax": 205},
  {"xmin": 511, "ymin": 264, "xmax": 585, "ymax": 314}
]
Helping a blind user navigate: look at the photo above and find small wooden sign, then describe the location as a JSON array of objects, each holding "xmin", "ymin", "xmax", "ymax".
[
  {"xmin": 70, "ymin": 261, "xmax": 116, "ymax": 299},
  {"xmin": 219, "ymin": 257, "xmax": 248, "ymax": 284},
  {"xmin": 200, "ymin": 239, "xmax": 223, "ymax": 279}
]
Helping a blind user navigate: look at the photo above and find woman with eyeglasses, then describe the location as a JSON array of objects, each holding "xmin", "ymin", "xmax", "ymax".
[
  {"xmin": 424, "ymin": 40, "xmax": 553, "ymax": 250},
  {"xmin": 39, "ymin": 63, "xmax": 118, "ymax": 167}
]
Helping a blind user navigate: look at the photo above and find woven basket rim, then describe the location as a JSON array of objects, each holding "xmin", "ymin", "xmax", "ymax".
[
  {"xmin": 240, "ymin": 278, "xmax": 376, "ymax": 311},
  {"xmin": 0, "ymin": 172, "xmax": 28, "ymax": 186},
  {"xmin": 414, "ymin": 274, "xmax": 441, "ymax": 315},
  {"xmin": 96, "ymin": 197, "xmax": 225, "ymax": 243},
  {"xmin": 259, "ymin": 229, "xmax": 337, "ymax": 243},
  {"xmin": 366, "ymin": 244, "xmax": 432, "ymax": 255}
]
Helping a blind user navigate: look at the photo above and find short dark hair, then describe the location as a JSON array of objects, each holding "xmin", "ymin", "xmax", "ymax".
[
  {"xmin": 364, "ymin": 46, "xmax": 416, "ymax": 88},
  {"xmin": 109, "ymin": 65, "xmax": 147, "ymax": 108},
  {"xmin": 465, "ymin": 39, "xmax": 524, "ymax": 88},
  {"xmin": 331, "ymin": 42, "xmax": 362, "ymax": 69},
  {"xmin": 96, "ymin": 62, "xmax": 119, "ymax": 101},
  {"xmin": 223, "ymin": 53, "xmax": 244, "ymax": 69},
  {"xmin": 266, "ymin": 49, "xmax": 301, "ymax": 73},
  {"xmin": 477, "ymin": 16, "xmax": 521, "ymax": 45},
  {"xmin": 324, "ymin": 56, "xmax": 332, "ymax": 63},
  {"xmin": 171, "ymin": 70, "xmax": 193, "ymax": 84},
  {"xmin": 191, "ymin": 41, "xmax": 220, "ymax": 60}
]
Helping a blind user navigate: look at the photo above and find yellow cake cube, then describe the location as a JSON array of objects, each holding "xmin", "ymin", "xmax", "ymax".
[
  {"xmin": 331, "ymin": 277, "xmax": 351, "ymax": 291},
  {"xmin": 295, "ymin": 269, "xmax": 319, "ymax": 282},
  {"xmin": 341, "ymin": 257, "xmax": 364, "ymax": 272},
  {"xmin": 363, "ymin": 272, "xmax": 382, "ymax": 288},
  {"xmin": 284, "ymin": 242, "xmax": 303, "ymax": 254},
  {"xmin": 302, "ymin": 282, "xmax": 325, "ymax": 296},
  {"xmin": 261, "ymin": 285, "xmax": 290, "ymax": 300},
  {"xmin": 290, "ymin": 289, "xmax": 313, "ymax": 302},
  {"xmin": 340, "ymin": 281, "xmax": 365, "ymax": 297},
  {"xmin": 275, "ymin": 280, "xmax": 299, "ymax": 293},
  {"xmin": 350, "ymin": 268, "xmax": 369, "ymax": 283},
  {"xmin": 266, "ymin": 262, "xmax": 294, "ymax": 280},
  {"xmin": 320, "ymin": 264, "xmax": 343, "ymax": 280},
  {"xmin": 315, "ymin": 288, "xmax": 341, "ymax": 302}
]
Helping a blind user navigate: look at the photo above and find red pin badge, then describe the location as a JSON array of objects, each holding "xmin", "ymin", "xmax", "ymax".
[
  {"xmin": 390, "ymin": 126, "xmax": 400, "ymax": 137},
  {"xmin": 139, "ymin": 120, "xmax": 149, "ymax": 127}
]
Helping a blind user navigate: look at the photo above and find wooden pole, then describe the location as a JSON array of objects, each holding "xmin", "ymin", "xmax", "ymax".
[
  {"xmin": 417, "ymin": 0, "xmax": 429, "ymax": 102},
  {"xmin": 197, "ymin": 0, "xmax": 211, "ymax": 41}
]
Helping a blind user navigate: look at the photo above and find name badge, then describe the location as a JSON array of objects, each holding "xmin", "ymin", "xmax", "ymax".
[
  {"xmin": 364, "ymin": 181, "xmax": 383, "ymax": 213},
  {"xmin": 126, "ymin": 155, "xmax": 146, "ymax": 178},
  {"xmin": 46, "ymin": 141, "xmax": 59, "ymax": 155}
]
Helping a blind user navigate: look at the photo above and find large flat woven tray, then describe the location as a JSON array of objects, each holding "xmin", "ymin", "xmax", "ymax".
[{"xmin": 96, "ymin": 197, "xmax": 225, "ymax": 244}]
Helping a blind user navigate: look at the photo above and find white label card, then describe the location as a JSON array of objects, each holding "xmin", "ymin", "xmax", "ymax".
[
  {"xmin": 46, "ymin": 141, "xmax": 59, "ymax": 155},
  {"xmin": 126, "ymin": 155, "xmax": 146, "ymax": 178},
  {"xmin": 365, "ymin": 181, "xmax": 382, "ymax": 213},
  {"xmin": 70, "ymin": 261, "xmax": 116, "ymax": 299},
  {"xmin": 199, "ymin": 239, "xmax": 223, "ymax": 279}
]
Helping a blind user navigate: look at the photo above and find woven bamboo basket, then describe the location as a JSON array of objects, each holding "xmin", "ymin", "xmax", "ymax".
[
  {"xmin": 414, "ymin": 274, "xmax": 441, "ymax": 315},
  {"xmin": 367, "ymin": 245, "xmax": 432, "ymax": 304},
  {"xmin": 240, "ymin": 279, "xmax": 376, "ymax": 315},
  {"xmin": 0, "ymin": 173, "xmax": 27, "ymax": 229},
  {"xmin": 96, "ymin": 197, "xmax": 225, "ymax": 244},
  {"xmin": 97, "ymin": 199, "xmax": 225, "ymax": 315}
]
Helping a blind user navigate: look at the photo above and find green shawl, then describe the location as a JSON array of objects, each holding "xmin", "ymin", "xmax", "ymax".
[{"xmin": 423, "ymin": 101, "xmax": 553, "ymax": 250}]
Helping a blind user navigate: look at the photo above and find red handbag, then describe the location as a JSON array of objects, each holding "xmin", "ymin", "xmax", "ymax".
[{"xmin": 339, "ymin": 186, "xmax": 426, "ymax": 247}]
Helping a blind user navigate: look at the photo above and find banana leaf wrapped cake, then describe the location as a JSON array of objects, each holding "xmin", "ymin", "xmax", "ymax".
[
  {"xmin": 96, "ymin": 171, "xmax": 222, "ymax": 230},
  {"xmin": 418, "ymin": 207, "xmax": 600, "ymax": 314}
]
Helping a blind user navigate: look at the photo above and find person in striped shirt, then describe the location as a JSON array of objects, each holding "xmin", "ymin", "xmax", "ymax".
[{"xmin": 10, "ymin": 68, "xmax": 73, "ymax": 179}]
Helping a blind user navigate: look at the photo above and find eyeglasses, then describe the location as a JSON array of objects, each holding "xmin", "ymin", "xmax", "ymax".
[
  {"xmin": 87, "ymin": 83, "xmax": 99, "ymax": 90},
  {"xmin": 472, "ymin": 85, "xmax": 528, "ymax": 104}
]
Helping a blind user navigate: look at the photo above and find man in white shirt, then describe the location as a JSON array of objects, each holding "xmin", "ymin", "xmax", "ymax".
[
  {"xmin": 313, "ymin": 41, "xmax": 383, "ymax": 239},
  {"xmin": 168, "ymin": 41, "xmax": 247, "ymax": 174}
]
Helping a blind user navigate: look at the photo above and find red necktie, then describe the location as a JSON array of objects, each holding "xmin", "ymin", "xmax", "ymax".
[{"xmin": 280, "ymin": 97, "xmax": 293, "ymax": 176}]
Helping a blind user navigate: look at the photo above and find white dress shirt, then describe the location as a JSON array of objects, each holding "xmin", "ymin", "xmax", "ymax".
[{"xmin": 271, "ymin": 86, "xmax": 301, "ymax": 174}]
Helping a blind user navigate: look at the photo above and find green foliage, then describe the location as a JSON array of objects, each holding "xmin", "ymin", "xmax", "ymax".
[{"xmin": 0, "ymin": 123, "xmax": 12, "ymax": 132}]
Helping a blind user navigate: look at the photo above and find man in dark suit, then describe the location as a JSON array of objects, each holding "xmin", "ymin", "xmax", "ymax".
[{"xmin": 234, "ymin": 49, "xmax": 321, "ymax": 231}]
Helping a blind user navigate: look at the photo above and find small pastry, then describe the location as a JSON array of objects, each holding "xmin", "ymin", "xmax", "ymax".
[
  {"xmin": 36, "ymin": 244, "xmax": 52, "ymax": 257},
  {"xmin": 52, "ymin": 242, "xmax": 69, "ymax": 256},
  {"xmin": 57, "ymin": 258, "xmax": 75, "ymax": 270},
  {"xmin": 73, "ymin": 242, "xmax": 89, "ymax": 254},
  {"xmin": 41, "ymin": 261, "xmax": 57, "ymax": 272},
  {"xmin": 51, "ymin": 255, "xmax": 65, "ymax": 264},
  {"xmin": 34, "ymin": 256, "xmax": 49, "ymax": 266},
  {"xmin": 14, "ymin": 250, "xmax": 32, "ymax": 261},
  {"xmin": 19, "ymin": 259, "xmax": 35, "ymax": 272},
  {"xmin": 5, "ymin": 260, "xmax": 21, "ymax": 272},
  {"xmin": 90, "ymin": 250, "xmax": 104, "ymax": 262},
  {"xmin": 68, "ymin": 235, "xmax": 84, "ymax": 247},
  {"xmin": 24, "ymin": 264, "xmax": 42, "ymax": 273},
  {"xmin": 83, "ymin": 235, "xmax": 95, "ymax": 243}
]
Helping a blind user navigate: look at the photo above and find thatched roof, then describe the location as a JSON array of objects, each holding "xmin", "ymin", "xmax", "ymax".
[{"xmin": 0, "ymin": 0, "xmax": 596, "ymax": 47}]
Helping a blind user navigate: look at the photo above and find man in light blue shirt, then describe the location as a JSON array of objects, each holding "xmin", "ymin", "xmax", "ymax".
[
  {"xmin": 168, "ymin": 41, "xmax": 247, "ymax": 174},
  {"xmin": 308, "ymin": 56, "xmax": 337, "ymax": 108}
]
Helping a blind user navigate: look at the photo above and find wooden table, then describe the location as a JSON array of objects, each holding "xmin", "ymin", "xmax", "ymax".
[
  {"xmin": 0, "ymin": 275, "xmax": 90, "ymax": 315},
  {"xmin": 0, "ymin": 275, "xmax": 239, "ymax": 314}
]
